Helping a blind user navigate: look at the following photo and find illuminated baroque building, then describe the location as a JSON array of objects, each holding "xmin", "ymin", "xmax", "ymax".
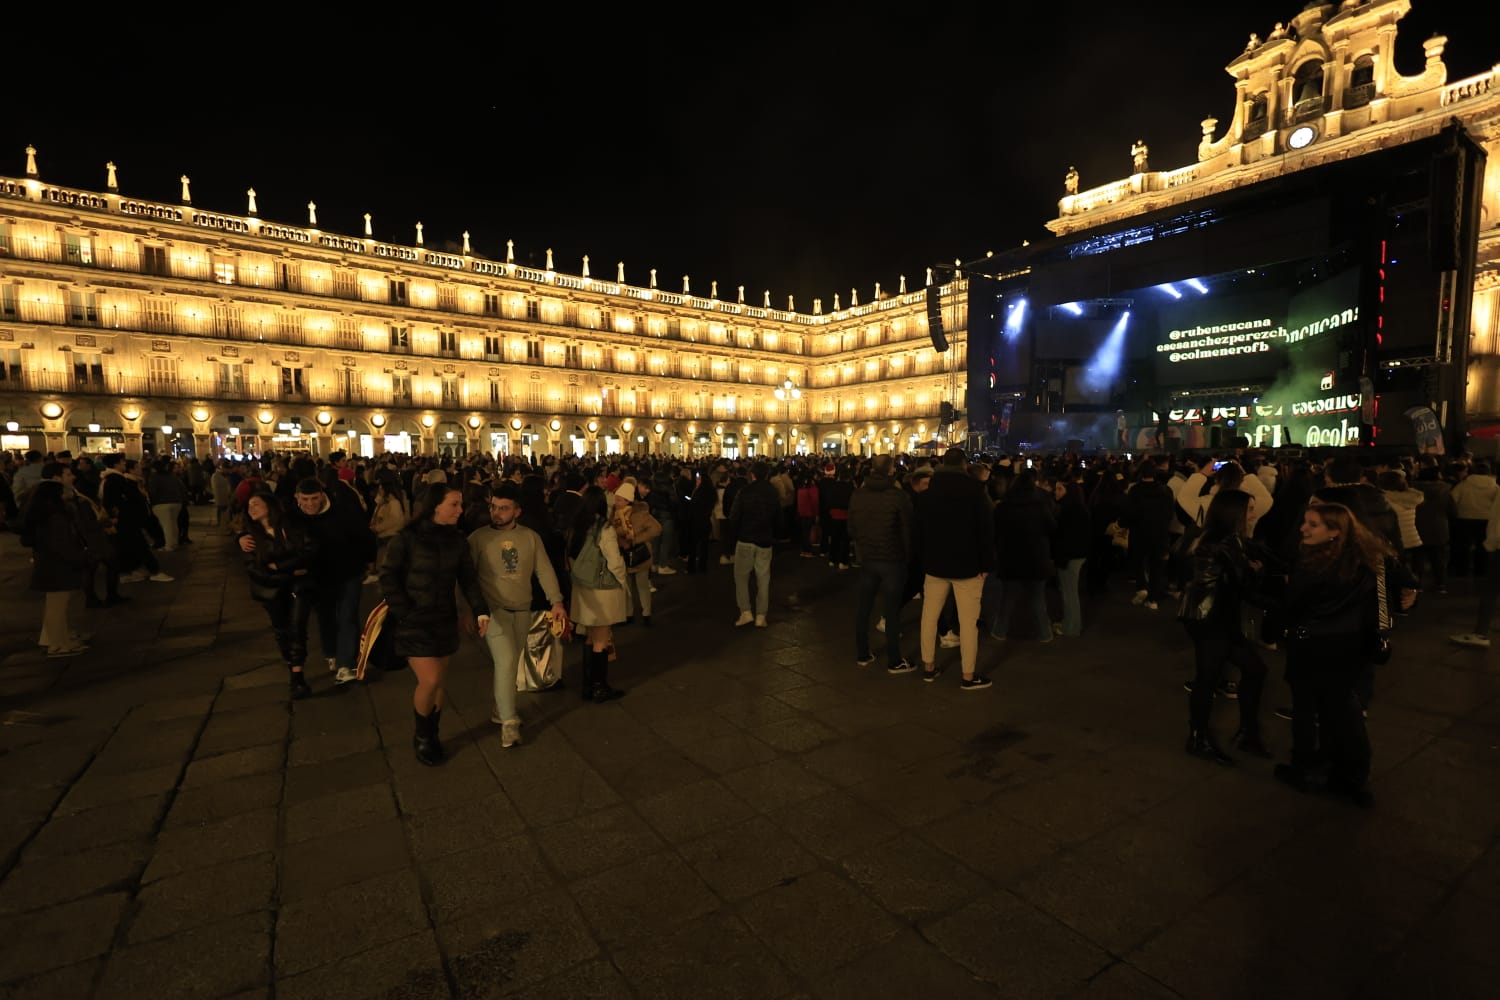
[
  {"xmin": 0, "ymin": 157, "xmax": 967, "ymax": 461},
  {"xmin": 985, "ymin": 0, "xmax": 1499, "ymax": 452}
]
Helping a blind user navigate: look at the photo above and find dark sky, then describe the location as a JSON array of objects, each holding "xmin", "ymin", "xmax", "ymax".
[{"xmin": 10, "ymin": 2, "xmax": 1491, "ymax": 308}]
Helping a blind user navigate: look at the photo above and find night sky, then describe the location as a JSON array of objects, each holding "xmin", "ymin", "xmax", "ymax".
[{"xmin": 9, "ymin": 2, "xmax": 1491, "ymax": 308}]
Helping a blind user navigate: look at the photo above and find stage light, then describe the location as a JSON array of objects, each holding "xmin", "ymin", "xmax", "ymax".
[
  {"xmin": 1080, "ymin": 311, "xmax": 1131, "ymax": 396},
  {"xmin": 1004, "ymin": 298, "xmax": 1028, "ymax": 340},
  {"xmin": 1062, "ymin": 302, "xmax": 1084, "ymax": 316},
  {"xmin": 1187, "ymin": 278, "xmax": 1209, "ymax": 295},
  {"xmin": 1158, "ymin": 283, "xmax": 1183, "ymax": 299}
]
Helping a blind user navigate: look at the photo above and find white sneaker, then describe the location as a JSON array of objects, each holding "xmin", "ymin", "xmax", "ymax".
[
  {"xmin": 939, "ymin": 630, "xmax": 961, "ymax": 648},
  {"xmin": 1451, "ymin": 633, "xmax": 1491, "ymax": 648},
  {"xmin": 655, "ymin": 565, "xmax": 677, "ymax": 575},
  {"xmin": 148, "ymin": 572, "xmax": 175, "ymax": 583},
  {"xmin": 734, "ymin": 611, "xmax": 754, "ymax": 627},
  {"xmin": 119, "ymin": 570, "xmax": 148, "ymax": 583},
  {"xmin": 1143, "ymin": 600, "xmax": 1159, "ymax": 611},
  {"xmin": 334, "ymin": 666, "xmax": 359, "ymax": 684},
  {"xmin": 500, "ymin": 719, "xmax": 523, "ymax": 748},
  {"xmin": 875, "ymin": 617, "xmax": 886, "ymax": 633},
  {"xmin": 650, "ymin": 584, "xmax": 658, "ymax": 593},
  {"xmin": 1131, "ymin": 589, "xmax": 1149, "ymax": 606},
  {"xmin": 754, "ymin": 615, "xmax": 767, "ymax": 628},
  {"xmin": 719, "ymin": 555, "xmax": 735, "ymax": 565}
]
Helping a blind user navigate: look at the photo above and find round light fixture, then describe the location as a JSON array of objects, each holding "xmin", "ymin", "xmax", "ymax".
[
  {"xmin": 586, "ymin": 420, "xmax": 598, "ymax": 433},
  {"xmin": 467, "ymin": 415, "xmax": 482, "ymax": 429},
  {"xmin": 122, "ymin": 406, "xmax": 141, "ymax": 422},
  {"xmin": 511, "ymin": 417, "xmax": 523, "ymax": 431},
  {"xmin": 315, "ymin": 410, "xmax": 332, "ymax": 426},
  {"xmin": 421, "ymin": 414, "xmax": 435, "ymax": 428},
  {"xmin": 653, "ymin": 422, "xmax": 663, "ymax": 435},
  {"xmin": 1288, "ymin": 125, "xmax": 1316, "ymax": 150},
  {"xmin": 40, "ymin": 401, "xmax": 63, "ymax": 420},
  {"xmin": 714, "ymin": 425, "xmax": 723, "ymax": 436},
  {"xmin": 258, "ymin": 409, "xmax": 274, "ymax": 424},
  {"xmin": 192, "ymin": 407, "xmax": 209, "ymax": 422},
  {"xmin": 549, "ymin": 418, "xmax": 561, "ymax": 432},
  {"xmin": 370, "ymin": 413, "xmax": 387, "ymax": 428}
]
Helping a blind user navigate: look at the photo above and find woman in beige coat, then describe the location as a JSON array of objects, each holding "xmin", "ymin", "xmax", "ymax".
[
  {"xmin": 567, "ymin": 486, "xmax": 628, "ymax": 702},
  {"xmin": 612, "ymin": 478, "xmax": 662, "ymax": 626}
]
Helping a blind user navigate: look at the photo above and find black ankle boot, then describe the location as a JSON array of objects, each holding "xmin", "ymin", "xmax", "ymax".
[
  {"xmin": 413, "ymin": 708, "xmax": 446, "ymax": 766},
  {"xmin": 1185, "ymin": 728, "xmax": 1234, "ymax": 765},
  {"xmin": 1232, "ymin": 729, "xmax": 1271, "ymax": 758},
  {"xmin": 579, "ymin": 647, "xmax": 596, "ymax": 702},
  {"xmin": 590, "ymin": 648, "xmax": 625, "ymax": 703},
  {"xmin": 289, "ymin": 671, "xmax": 312, "ymax": 700}
]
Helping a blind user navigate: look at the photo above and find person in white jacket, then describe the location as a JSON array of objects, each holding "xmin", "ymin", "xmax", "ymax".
[{"xmin": 1176, "ymin": 457, "xmax": 1275, "ymax": 538}]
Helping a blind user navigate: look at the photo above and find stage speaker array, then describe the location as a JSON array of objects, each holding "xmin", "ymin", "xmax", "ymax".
[{"xmin": 925, "ymin": 285, "xmax": 949, "ymax": 353}]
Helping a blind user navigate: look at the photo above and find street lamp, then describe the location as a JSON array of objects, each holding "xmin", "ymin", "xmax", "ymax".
[{"xmin": 773, "ymin": 378, "xmax": 801, "ymax": 401}]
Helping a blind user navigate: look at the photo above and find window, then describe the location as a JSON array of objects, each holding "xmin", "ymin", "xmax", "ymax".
[
  {"xmin": 73, "ymin": 352, "xmax": 104, "ymax": 387},
  {"xmin": 442, "ymin": 377, "xmax": 460, "ymax": 404},
  {"xmin": 389, "ymin": 279, "xmax": 408, "ymax": 305},
  {"xmin": 483, "ymin": 293, "xmax": 500, "ymax": 316},
  {"xmin": 440, "ymin": 331, "xmax": 457, "ymax": 353},
  {"xmin": 334, "ymin": 269, "xmax": 358, "ymax": 300},
  {"xmin": 437, "ymin": 285, "xmax": 456, "ymax": 311},
  {"xmin": 389, "ymin": 326, "xmax": 410, "ymax": 350},
  {"xmin": 212, "ymin": 256, "xmax": 236, "ymax": 285},
  {"xmin": 142, "ymin": 297, "xmax": 172, "ymax": 332},
  {"xmin": 67, "ymin": 292, "xmax": 99, "ymax": 324},
  {"xmin": 218, "ymin": 362, "xmax": 245, "ymax": 392},
  {"xmin": 0, "ymin": 348, "xmax": 22, "ymax": 381},
  {"xmin": 525, "ymin": 299, "xmax": 539, "ymax": 320},
  {"xmin": 0, "ymin": 285, "xmax": 15, "ymax": 317},
  {"xmin": 565, "ymin": 345, "xmax": 581, "ymax": 367},
  {"xmin": 600, "ymin": 310, "xmax": 613, "ymax": 331},
  {"xmin": 1246, "ymin": 93, "xmax": 1268, "ymax": 135},
  {"xmin": 526, "ymin": 340, "xmax": 542, "ymax": 362},
  {"xmin": 0, "ymin": 223, "xmax": 9, "ymax": 258},
  {"xmin": 64, "ymin": 234, "xmax": 94, "ymax": 266},
  {"xmin": 335, "ymin": 318, "xmax": 360, "ymax": 350},
  {"xmin": 489, "ymin": 381, "xmax": 502, "ymax": 406},
  {"xmin": 280, "ymin": 366, "xmax": 305, "ymax": 396},
  {"xmin": 564, "ymin": 304, "xmax": 579, "ymax": 326},
  {"xmin": 566, "ymin": 385, "xmax": 581, "ymax": 411},
  {"xmin": 483, "ymin": 335, "xmax": 501, "ymax": 358},
  {"xmin": 393, "ymin": 374, "xmax": 412, "ymax": 403},
  {"xmin": 148, "ymin": 355, "xmax": 179, "ymax": 388},
  {"xmin": 527, "ymin": 382, "xmax": 544, "ymax": 410}
]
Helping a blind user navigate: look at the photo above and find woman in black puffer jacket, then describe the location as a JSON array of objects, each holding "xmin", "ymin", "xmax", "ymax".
[
  {"xmin": 380, "ymin": 482, "xmax": 489, "ymax": 766},
  {"xmin": 1176, "ymin": 489, "xmax": 1271, "ymax": 765}
]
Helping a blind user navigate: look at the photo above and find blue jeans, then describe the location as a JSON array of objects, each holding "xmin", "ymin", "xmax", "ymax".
[
  {"xmin": 734, "ymin": 541, "xmax": 773, "ymax": 617},
  {"xmin": 855, "ymin": 559, "xmax": 907, "ymax": 668},
  {"xmin": 316, "ymin": 575, "xmax": 364, "ymax": 669},
  {"xmin": 1056, "ymin": 558, "xmax": 1085, "ymax": 637},
  {"xmin": 987, "ymin": 577, "xmax": 1051, "ymax": 640}
]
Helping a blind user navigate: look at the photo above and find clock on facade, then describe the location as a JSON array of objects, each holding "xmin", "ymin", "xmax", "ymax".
[{"xmin": 1288, "ymin": 125, "xmax": 1317, "ymax": 150}]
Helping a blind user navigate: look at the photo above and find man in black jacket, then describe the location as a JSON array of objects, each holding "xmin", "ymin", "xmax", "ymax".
[
  {"xmin": 1120, "ymin": 460, "xmax": 1177, "ymax": 610},
  {"xmin": 241, "ymin": 477, "xmax": 377, "ymax": 684},
  {"xmin": 848, "ymin": 454, "xmax": 915, "ymax": 673},
  {"xmin": 729, "ymin": 461, "xmax": 779, "ymax": 627},
  {"xmin": 913, "ymin": 448, "xmax": 995, "ymax": 689}
]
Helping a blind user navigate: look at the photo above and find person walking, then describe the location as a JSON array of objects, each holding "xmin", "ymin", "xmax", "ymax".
[
  {"xmin": 211, "ymin": 460, "xmax": 234, "ymax": 534},
  {"xmin": 1411, "ymin": 462, "xmax": 1455, "ymax": 594},
  {"xmin": 914, "ymin": 447, "xmax": 995, "ymax": 689},
  {"xmin": 147, "ymin": 457, "xmax": 187, "ymax": 552},
  {"xmin": 99, "ymin": 453, "xmax": 172, "ymax": 584},
  {"xmin": 1051, "ymin": 478, "xmax": 1091, "ymax": 637},
  {"xmin": 848, "ymin": 453, "xmax": 915, "ymax": 673},
  {"xmin": 367, "ymin": 473, "xmax": 409, "ymax": 584},
  {"xmin": 611, "ymin": 480, "xmax": 661, "ymax": 626},
  {"xmin": 1449, "ymin": 460, "xmax": 1497, "ymax": 577},
  {"xmin": 469, "ymin": 481, "xmax": 567, "ymax": 748},
  {"xmin": 729, "ymin": 461, "xmax": 780, "ymax": 627},
  {"xmin": 685, "ymin": 466, "xmax": 717, "ymax": 574},
  {"xmin": 380, "ymin": 483, "xmax": 490, "ymax": 765},
  {"xmin": 242, "ymin": 491, "xmax": 317, "ymax": 699},
  {"xmin": 566, "ymin": 486, "xmax": 628, "ymax": 702},
  {"xmin": 1120, "ymin": 459, "xmax": 1176, "ymax": 611},
  {"xmin": 1274, "ymin": 502, "xmax": 1404, "ymax": 807},
  {"xmin": 987, "ymin": 469, "xmax": 1057, "ymax": 642},
  {"xmin": 1176, "ymin": 489, "xmax": 1271, "ymax": 765},
  {"xmin": 23, "ymin": 472, "xmax": 92, "ymax": 657}
]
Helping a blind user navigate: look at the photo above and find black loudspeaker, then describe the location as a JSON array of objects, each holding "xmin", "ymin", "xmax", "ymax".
[
  {"xmin": 926, "ymin": 285, "xmax": 949, "ymax": 352},
  {"xmin": 1428, "ymin": 146, "xmax": 1464, "ymax": 271}
]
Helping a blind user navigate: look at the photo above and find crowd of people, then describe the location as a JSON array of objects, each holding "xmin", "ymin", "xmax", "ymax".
[{"xmin": 6, "ymin": 441, "xmax": 1488, "ymax": 804}]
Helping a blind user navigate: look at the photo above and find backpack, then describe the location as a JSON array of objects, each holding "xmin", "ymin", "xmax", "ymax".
[{"xmin": 568, "ymin": 523, "xmax": 618, "ymax": 590}]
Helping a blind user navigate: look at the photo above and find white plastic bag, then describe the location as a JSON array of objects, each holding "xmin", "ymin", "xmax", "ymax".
[{"xmin": 517, "ymin": 611, "xmax": 564, "ymax": 691}]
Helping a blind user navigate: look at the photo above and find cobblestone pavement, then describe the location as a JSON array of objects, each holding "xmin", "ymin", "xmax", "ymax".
[{"xmin": 1, "ymin": 507, "xmax": 1497, "ymax": 999}]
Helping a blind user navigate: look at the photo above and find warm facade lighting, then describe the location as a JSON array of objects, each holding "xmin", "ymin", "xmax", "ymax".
[
  {"xmin": 40, "ymin": 401, "xmax": 63, "ymax": 419},
  {"xmin": 370, "ymin": 413, "xmax": 387, "ymax": 428}
]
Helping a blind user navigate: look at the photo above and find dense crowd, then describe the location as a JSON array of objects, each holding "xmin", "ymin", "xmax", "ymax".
[{"xmin": 6, "ymin": 441, "xmax": 1488, "ymax": 804}]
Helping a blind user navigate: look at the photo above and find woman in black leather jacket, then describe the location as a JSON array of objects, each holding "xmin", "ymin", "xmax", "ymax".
[
  {"xmin": 1176, "ymin": 489, "xmax": 1270, "ymax": 764},
  {"xmin": 381, "ymin": 482, "xmax": 490, "ymax": 765},
  {"xmin": 242, "ymin": 491, "xmax": 317, "ymax": 699},
  {"xmin": 1273, "ymin": 501, "xmax": 1391, "ymax": 807}
]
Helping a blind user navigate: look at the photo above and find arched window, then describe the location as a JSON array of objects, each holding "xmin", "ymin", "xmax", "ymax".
[
  {"xmin": 1292, "ymin": 61, "xmax": 1325, "ymax": 120},
  {"xmin": 1346, "ymin": 55, "xmax": 1375, "ymax": 108},
  {"xmin": 1246, "ymin": 93, "xmax": 1269, "ymax": 135}
]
